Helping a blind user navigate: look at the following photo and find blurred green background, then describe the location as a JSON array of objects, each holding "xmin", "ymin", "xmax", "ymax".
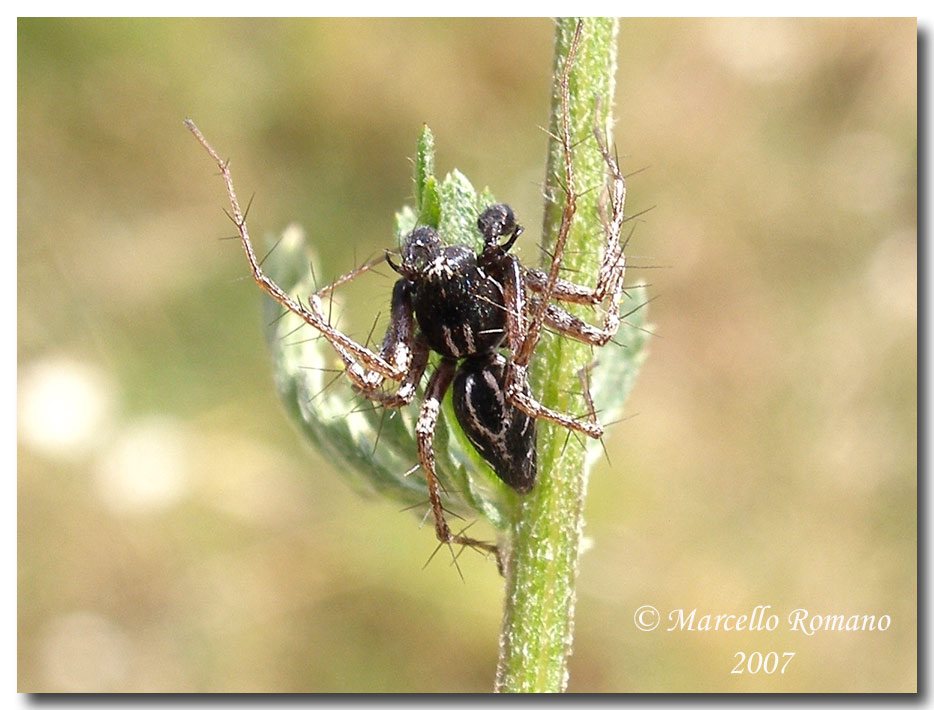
[{"xmin": 17, "ymin": 18, "xmax": 916, "ymax": 692}]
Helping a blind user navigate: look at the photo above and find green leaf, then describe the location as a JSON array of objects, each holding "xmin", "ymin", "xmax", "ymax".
[
  {"xmin": 414, "ymin": 125, "xmax": 441, "ymax": 230},
  {"xmin": 436, "ymin": 169, "xmax": 480, "ymax": 249},
  {"xmin": 417, "ymin": 176, "xmax": 441, "ymax": 231},
  {"xmin": 414, "ymin": 124, "xmax": 435, "ymax": 212}
]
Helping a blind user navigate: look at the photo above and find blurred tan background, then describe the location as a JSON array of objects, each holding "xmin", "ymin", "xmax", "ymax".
[{"xmin": 18, "ymin": 18, "xmax": 916, "ymax": 692}]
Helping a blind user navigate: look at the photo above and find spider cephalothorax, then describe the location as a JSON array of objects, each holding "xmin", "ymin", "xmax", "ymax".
[
  {"xmin": 185, "ymin": 22, "xmax": 629, "ymax": 559},
  {"xmin": 390, "ymin": 208, "xmax": 516, "ymax": 360}
]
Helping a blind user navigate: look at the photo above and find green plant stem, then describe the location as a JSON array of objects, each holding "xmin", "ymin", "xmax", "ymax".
[{"xmin": 495, "ymin": 17, "xmax": 619, "ymax": 693}]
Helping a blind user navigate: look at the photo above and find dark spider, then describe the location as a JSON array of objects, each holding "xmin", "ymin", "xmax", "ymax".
[
  {"xmin": 185, "ymin": 22, "xmax": 628, "ymax": 558},
  {"xmin": 386, "ymin": 204, "xmax": 537, "ymax": 494}
]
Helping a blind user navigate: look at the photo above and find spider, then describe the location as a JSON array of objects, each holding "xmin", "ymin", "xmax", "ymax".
[{"xmin": 185, "ymin": 23, "xmax": 628, "ymax": 558}]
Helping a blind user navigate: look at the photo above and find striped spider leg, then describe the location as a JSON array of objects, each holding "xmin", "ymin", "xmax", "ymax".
[
  {"xmin": 524, "ymin": 125, "xmax": 629, "ymax": 355},
  {"xmin": 186, "ymin": 120, "xmax": 413, "ymax": 397}
]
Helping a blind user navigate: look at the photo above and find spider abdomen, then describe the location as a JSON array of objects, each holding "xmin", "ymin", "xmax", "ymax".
[
  {"xmin": 452, "ymin": 353, "xmax": 536, "ymax": 493},
  {"xmin": 411, "ymin": 246, "xmax": 507, "ymax": 359}
]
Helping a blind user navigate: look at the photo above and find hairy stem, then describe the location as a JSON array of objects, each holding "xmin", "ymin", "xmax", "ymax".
[{"xmin": 496, "ymin": 17, "xmax": 619, "ymax": 693}]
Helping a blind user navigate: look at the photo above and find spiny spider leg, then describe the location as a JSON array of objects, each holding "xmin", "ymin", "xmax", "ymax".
[
  {"xmin": 370, "ymin": 333, "xmax": 430, "ymax": 408},
  {"xmin": 497, "ymin": 21, "xmax": 605, "ymax": 439},
  {"xmin": 536, "ymin": 301, "xmax": 619, "ymax": 347},
  {"xmin": 416, "ymin": 359, "xmax": 499, "ymax": 557},
  {"xmin": 513, "ymin": 20, "xmax": 582, "ymax": 371},
  {"xmin": 185, "ymin": 119, "xmax": 410, "ymax": 395},
  {"xmin": 358, "ymin": 280, "xmax": 421, "ymax": 406},
  {"xmin": 519, "ymin": 119, "xmax": 628, "ymax": 348},
  {"xmin": 501, "ymin": 254, "xmax": 602, "ymax": 438},
  {"xmin": 522, "ymin": 252, "xmax": 626, "ymax": 348},
  {"xmin": 315, "ymin": 253, "xmax": 389, "ymax": 298},
  {"xmin": 522, "ymin": 152, "xmax": 630, "ymax": 310}
]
